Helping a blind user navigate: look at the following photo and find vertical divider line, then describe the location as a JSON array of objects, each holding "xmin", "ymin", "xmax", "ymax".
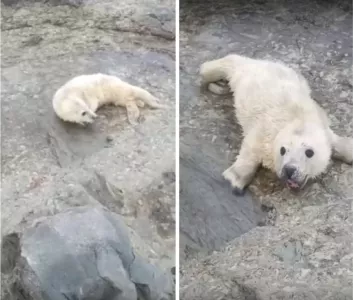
[{"xmin": 175, "ymin": 0, "xmax": 180, "ymax": 298}]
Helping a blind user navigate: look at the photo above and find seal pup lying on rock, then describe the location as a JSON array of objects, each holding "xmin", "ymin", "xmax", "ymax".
[
  {"xmin": 200, "ymin": 54, "xmax": 353, "ymax": 194},
  {"xmin": 53, "ymin": 73, "xmax": 164, "ymax": 125}
]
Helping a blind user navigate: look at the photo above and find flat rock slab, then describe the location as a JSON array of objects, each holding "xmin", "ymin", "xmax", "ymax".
[
  {"xmin": 180, "ymin": 0, "xmax": 352, "ymax": 298},
  {"xmin": 1, "ymin": 207, "xmax": 174, "ymax": 300},
  {"xmin": 181, "ymin": 201, "xmax": 352, "ymax": 300}
]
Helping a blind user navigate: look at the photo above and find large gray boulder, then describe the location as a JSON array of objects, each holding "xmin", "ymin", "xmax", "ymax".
[{"xmin": 2, "ymin": 207, "xmax": 174, "ymax": 300}]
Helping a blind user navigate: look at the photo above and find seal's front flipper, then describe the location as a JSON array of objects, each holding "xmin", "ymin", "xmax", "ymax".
[
  {"xmin": 136, "ymin": 100, "xmax": 145, "ymax": 108},
  {"xmin": 126, "ymin": 102, "xmax": 140, "ymax": 125}
]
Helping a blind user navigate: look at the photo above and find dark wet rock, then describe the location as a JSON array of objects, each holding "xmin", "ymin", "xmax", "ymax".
[
  {"xmin": 180, "ymin": 0, "xmax": 352, "ymax": 298},
  {"xmin": 180, "ymin": 135, "xmax": 267, "ymax": 259},
  {"xmin": 1, "ymin": 234, "xmax": 20, "ymax": 275},
  {"xmin": 1, "ymin": 207, "xmax": 174, "ymax": 300}
]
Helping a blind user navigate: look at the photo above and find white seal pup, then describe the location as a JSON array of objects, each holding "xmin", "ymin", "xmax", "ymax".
[
  {"xmin": 200, "ymin": 54, "xmax": 353, "ymax": 194},
  {"xmin": 52, "ymin": 73, "xmax": 164, "ymax": 125}
]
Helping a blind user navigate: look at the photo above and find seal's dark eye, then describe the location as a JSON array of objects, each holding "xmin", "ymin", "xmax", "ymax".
[
  {"xmin": 305, "ymin": 149, "xmax": 314, "ymax": 158},
  {"xmin": 280, "ymin": 147, "xmax": 286, "ymax": 156},
  {"xmin": 81, "ymin": 112, "xmax": 87, "ymax": 116}
]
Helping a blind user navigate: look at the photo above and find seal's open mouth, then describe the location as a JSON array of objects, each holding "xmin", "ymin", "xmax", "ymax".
[
  {"xmin": 79, "ymin": 120, "xmax": 94, "ymax": 126},
  {"xmin": 286, "ymin": 179, "xmax": 300, "ymax": 190},
  {"xmin": 285, "ymin": 175, "xmax": 308, "ymax": 191}
]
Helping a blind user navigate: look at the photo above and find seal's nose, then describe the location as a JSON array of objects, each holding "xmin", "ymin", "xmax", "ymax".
[
  {"xmin": 284, "ymin": 165, "xmax": 296, "ymax": 179},
  {"xmin": 90, "ymin": 112, "xmax": 98, "ymax": 118}
]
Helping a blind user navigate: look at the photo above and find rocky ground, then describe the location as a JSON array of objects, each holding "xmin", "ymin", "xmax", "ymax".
[
  {"xmin": 180, "ymin": 0, "xmax": 352, "ymax": 299},
  {"xmin": 1, "ymin": 0, "xmax": 175, "ymax": 298}
]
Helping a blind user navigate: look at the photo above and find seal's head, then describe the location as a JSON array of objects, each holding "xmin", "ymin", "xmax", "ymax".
[
  {"xmin": 274, "ymin": 120, "xmax": 331, "ymax": 191},
  {"xmin": 56, "ymin": 98, "xmax": 97, "ymax": 125}
]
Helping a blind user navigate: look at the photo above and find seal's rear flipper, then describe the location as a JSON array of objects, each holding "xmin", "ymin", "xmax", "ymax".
[{"xmin": 132, "ymin": 86, "xmax": 165, "ymax": 109}]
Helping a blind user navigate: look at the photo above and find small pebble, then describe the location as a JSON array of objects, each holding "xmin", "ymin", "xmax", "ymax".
[{"xmin": 106, "ymin": 136, "xmax": 113, "ymax": 143}]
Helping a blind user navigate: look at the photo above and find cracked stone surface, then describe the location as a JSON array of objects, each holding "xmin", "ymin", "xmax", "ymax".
[
  {"xmin": 1, "ymin": 0, "xmax": 175, "ymax": 298},
  {"xmin": 180, "ymin": 0, "xmax": 352, "ymax": 298}
]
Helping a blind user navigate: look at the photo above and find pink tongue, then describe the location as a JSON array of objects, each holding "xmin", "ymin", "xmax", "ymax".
[{"xmin": 287, "ymin": 180, "xmax": 299, "ymax": 189}]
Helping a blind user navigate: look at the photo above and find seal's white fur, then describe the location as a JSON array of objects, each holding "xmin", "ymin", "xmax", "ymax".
[
  {"xmin": 53, "ymin": 73, "xmax": 163, "ymax": 125},
  {"xmin": 200, "ymin": 54, "xmax": 353, "ymax": 191}
]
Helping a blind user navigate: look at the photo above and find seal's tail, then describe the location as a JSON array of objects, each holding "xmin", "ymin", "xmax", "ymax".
[{"xmin": 132, "ymin": 86, "xmax": 165, "ymax": 109}]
